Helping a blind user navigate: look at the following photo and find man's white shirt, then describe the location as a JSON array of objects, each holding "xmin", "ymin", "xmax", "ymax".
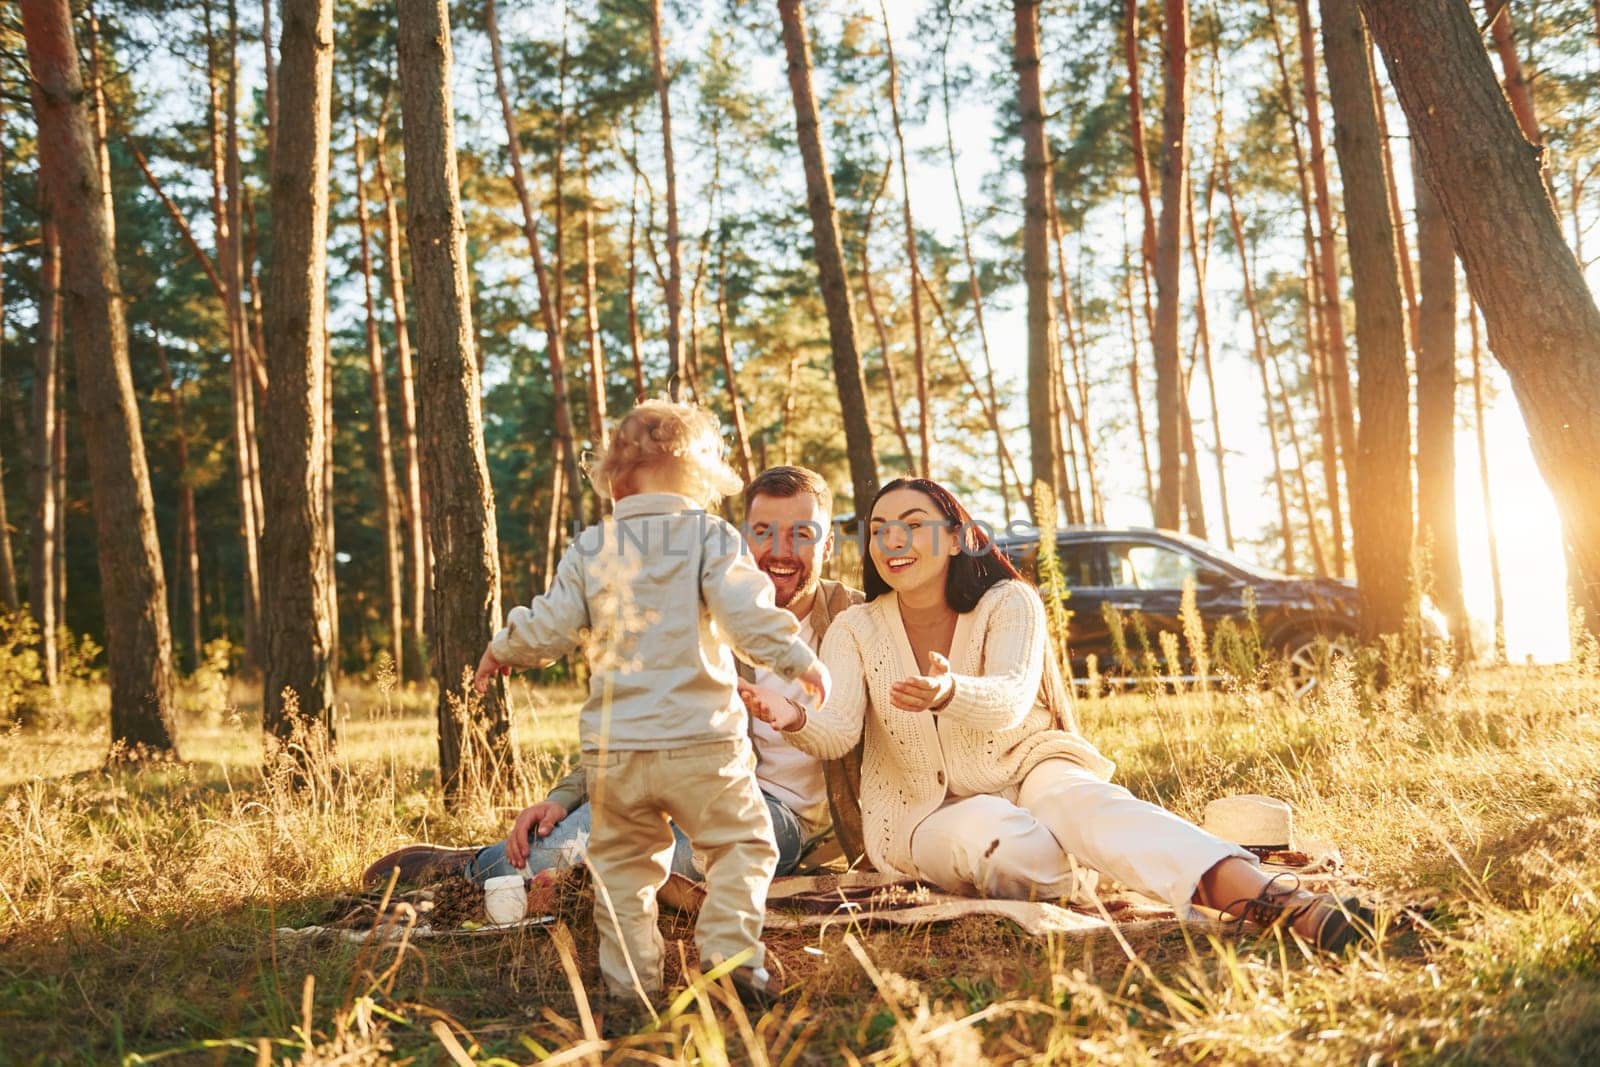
[{"xmin": 750, "ymin": 614, "xmax": 830, "ymax": 834}]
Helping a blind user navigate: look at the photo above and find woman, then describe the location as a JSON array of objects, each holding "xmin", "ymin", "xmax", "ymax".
[{"xmin": 746, "ymin": 478, "xmax": 1372, "ymax": 950}]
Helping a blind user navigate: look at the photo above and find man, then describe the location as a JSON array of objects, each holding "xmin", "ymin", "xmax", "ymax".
[{"xmin": 362, "ymin": 465, "xmax": 867, "ymax": 891}]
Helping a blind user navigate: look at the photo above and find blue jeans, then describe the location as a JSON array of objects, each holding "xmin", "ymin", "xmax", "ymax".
[{"xmin": 466, "ymin": 790, "xmax": 808, "ymax": 884}]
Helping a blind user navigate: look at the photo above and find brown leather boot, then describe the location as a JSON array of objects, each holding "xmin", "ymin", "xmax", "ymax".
[
  {"xmin": 362, "ymin": 844, "xmax": 478, "ymax": 887},
  {"xmin": 1230, "ymin": 874, "xmax": 1375, "ymax": 953}
]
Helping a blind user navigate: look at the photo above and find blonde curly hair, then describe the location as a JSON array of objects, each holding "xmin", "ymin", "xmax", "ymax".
[{"xmin": 594, "ymin": 399, "xmax": 744, "ymax": 507}]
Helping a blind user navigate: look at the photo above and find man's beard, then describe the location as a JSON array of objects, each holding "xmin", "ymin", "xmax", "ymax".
[{"xmin": 761, "ymin": 558, "xmax": 816, "ymax": 609}]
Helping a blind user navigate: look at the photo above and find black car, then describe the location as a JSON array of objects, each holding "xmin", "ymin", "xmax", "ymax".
[{"xmin": 995, "ymin": 525, "xmax": 1436, "ymax": 692}]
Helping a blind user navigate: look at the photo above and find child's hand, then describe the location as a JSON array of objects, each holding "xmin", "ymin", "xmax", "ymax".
[
  {"xmin": 741, "ymin": 679, "xmax": 809, "ymax": 732},
  {"xmin": 797, "ymin": 661, "xmax": 831, "ymax": 709},
  {"xmin": 474, "ymin": 646, "xmax": 512, "ymax": 694}
]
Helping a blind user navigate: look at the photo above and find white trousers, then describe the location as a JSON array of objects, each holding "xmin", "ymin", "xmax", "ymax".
[{"xmin": 908, "ymin": 759, "xmax": 1253, "ymax": 914}]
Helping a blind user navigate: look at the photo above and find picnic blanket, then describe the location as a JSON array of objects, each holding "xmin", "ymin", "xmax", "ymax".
[{"xmin": 275, "ymin": 846, "xmax": 1354, "ymax": 944}]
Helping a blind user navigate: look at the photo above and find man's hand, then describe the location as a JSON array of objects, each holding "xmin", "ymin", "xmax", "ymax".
[
  {"xmin": 890, "ymin": 651, "xmax": 954, "ymax": 712},
  {"xmin": 504, "ymin": 801, "xmax": 569, "ymax": 869},
  {"xmin": 739, "ymin": 679, "xmax": 808, "ymax": 732},
  {"xmin": 796, "ymin": 661, "xmax": 831, "ymax": 708},
  {"xmin": 473, "ymin": 646, "xmax": 512, "ymax": 694}
]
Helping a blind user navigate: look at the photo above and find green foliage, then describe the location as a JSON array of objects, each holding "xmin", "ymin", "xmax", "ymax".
[{"xmin": 0, "ymin": 611, "xmax": 42, "ymax": 721}]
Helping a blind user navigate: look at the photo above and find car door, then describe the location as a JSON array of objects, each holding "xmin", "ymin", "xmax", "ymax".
[
  {"xmin": 1048, "ymin": 537, "xmax": 1114, "ymax": 676},
  {"xmin": 1103, "ymin": 538, "xmax": 1198, "ymax": 672}
]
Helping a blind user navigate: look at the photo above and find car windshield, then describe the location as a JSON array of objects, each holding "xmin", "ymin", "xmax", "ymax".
[{"xmin": 1167, "ymin": 530, "xmax": 1292, "ymax": 580}]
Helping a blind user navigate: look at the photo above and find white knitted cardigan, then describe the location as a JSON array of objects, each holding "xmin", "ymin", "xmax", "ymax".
[{"xmin": 787, "ymin": 579, "xmax": 1115, "ymax": 878}]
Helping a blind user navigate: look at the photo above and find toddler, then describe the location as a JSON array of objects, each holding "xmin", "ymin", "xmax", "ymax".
[{"xmin": 474, "ymin": 400, "xmax": 828, "ymax": 1010}]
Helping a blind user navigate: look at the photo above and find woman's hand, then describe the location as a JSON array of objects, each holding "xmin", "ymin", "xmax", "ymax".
[
  {"xmin": 796, "ymin": 661, "xmax": 831, "ymax": 708},
  {"xmin": 890, "ymin": 651, "xmax": 955, "ymax": 712},
  {"xmin": 505, "ymin": 801, "xmax": 569, "ymax": 869},
  {"xmin": 473, "ymin": 646, "xmax": 512, "ymax": 693}
]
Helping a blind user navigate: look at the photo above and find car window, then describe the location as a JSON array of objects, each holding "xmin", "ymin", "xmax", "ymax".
[
  {"xmin": 1113, "ymin": 543, "xmax": 1198, "ymax": 590},
  {"xmin": 1056, "ymin": 542, "xmax": 1103, "ymax": 587}
]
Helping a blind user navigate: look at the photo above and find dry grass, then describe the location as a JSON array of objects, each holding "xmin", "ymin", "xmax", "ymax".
[{"xmin": 3, "ymin": 662, "xmax": 1599, "ymax": 1064}]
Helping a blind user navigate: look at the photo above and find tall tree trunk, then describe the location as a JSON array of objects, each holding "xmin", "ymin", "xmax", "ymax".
[
  {"xmin": 155, "ymin": 345, "xmax": 203, "ymax": 671},
  {"xmin": 224, "ymin": 0, "xmax": 263, "ymax": 672},
  {"xmin": 578, "ymin": 141, "xmax": 609, "ymax": 459},
  {"xmin": 1152, "ymin": 0, "xmax": 1190, "ymax": 531},
  {"xmin": 374, "ymin": 116, "xmax": 428, "ymax": 682},
  {"xmin": 22, "ymin": 0, "xmax": 178, "ymax": 755},
  {"xmin": 1049, "ymin": 195, "xmax": 1096, "ymax": 526},
  {"xmin": 1269, "ymin": 0, "xmax": 1342, "ymax": 570},
  {"xmin": 624, "ymin": 151, "xmax": 647, "ymax": 402},
  {"xmin": 259, "ymin": 0, "xmax": 334, "ymax": 739},
  {"xmin": 1469, "ymin": 304, "xmax": 1507, "ymax": 662},
  {"xmin": 1120, "ymin": 218, "xmax": 1158, "ymax": 515},
  {"xmin": 323, "ymin": 326, "xmax": 338, "ymax": 676},
  {"xmin": 1322, "ymin": 0, "xmax": 1413, "ymax": 642},
  {"xmin": 484, "ymin": 0, "xmax": 584, "ymax": 536},
  {"xmin": 1484, "ymin": 0, "xmax": 1542, "ymax": 144},
  {"xmin": 1124, "ymin": 0, "xmax": 1158, "ymax": 338},
  {"xmin": 397, "ymin": 0, "xmax": 513, "ymax": 793},
  {"xmin": 859, "ymin": 156, "xmax": 916, "ymax": 469},
  {"xmin": 1363, "ymin": 0, "xmax": 1600, "ymax": 640},
  {"xmin": 715, "ymin": 235, "xmax": 754, "ymax": 484},
  {"xmin": 778, "ymin": 0, "xmax": 879, "ymax": 512},
  {"xmin": 1014, "ymin": 0, "xmax": 1063, "ymax": 511},
  {"xmin": 1297, "ymin": 0, "xmax": 1357, "ymax": 491},
  {"xmin": 1223, "ymin": 164, "xmax": 1297, "ymax": 573},
  {"xmin": 262, "ymin": 0, "xmax": 277, "ymax": 168},
  {"xmin": 1412, "ymin": 141, "xmax": 1469, "ymax": 660},
  {"xmin": 880, "ymin": 0, "xmax": 931, "ymax": 476},
  {"xmin": 942, "ymin": 16, "xmax": 1011, "ymax": 518},
  {"xmin": 355, "ymin": 120, "xmax": 404, "ymax": 678},
  {"xmin": 649, "ymin": 0, "xmax": 684, "ymax": 398},
  {"xmin": 0, "ymin": 127, "xmax": 17, "ymax": 612},
  {"xmin": 1374, "ymin": 93, "xmax": 1421, "ymax": 346},
  {"xmin": 1187, "ymin": 166, "xmax": 1233, "ymax": 549},
  {"xmin": 30, "ymin": 220, "xmax": 60, "ymax": 687}
]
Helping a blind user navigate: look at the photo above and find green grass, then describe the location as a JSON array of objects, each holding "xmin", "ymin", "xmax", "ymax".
[{"xmin": 3, "ymin": 664, "xmax": 1599, "ymax": 1064}]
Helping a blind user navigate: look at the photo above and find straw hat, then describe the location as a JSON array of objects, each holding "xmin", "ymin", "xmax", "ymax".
[{"xmin": 1202, "ymin": 795, "xmax": 1295, "ymax": 851}]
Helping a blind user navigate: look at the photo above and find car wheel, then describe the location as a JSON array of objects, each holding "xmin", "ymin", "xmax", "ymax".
[{"xmin": 1283, "ymin": 630, "xmax": 1355, "ymax": 698}]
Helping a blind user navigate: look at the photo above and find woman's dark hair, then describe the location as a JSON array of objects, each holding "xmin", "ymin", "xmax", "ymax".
[{"xmin": 862, "ymin": 478, "xmax": 1023, "ymax": 612}]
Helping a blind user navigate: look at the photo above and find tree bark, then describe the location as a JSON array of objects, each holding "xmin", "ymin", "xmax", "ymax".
[
  {"xmin": 1412, "ymin": 142, "xmax": 1469, "ymax": 660},
  {"xmin": 262, "ymin": 0, "xmax": 277, "ymax": 168},
  {"xmin": 579, "ymin": 141, "xmax": 609, "ymax": 459},
  {"xmin": 777, "ymin": 0, "xmax": 878, "ymax": 513},
  {"xmin": 1120, "ymin": 217, "xmax": 1157, "ymax": 516},
  {"xmin": 715, "ymin": 235, "xmax": 754, "ymax": 484},
  {"xmin": 880, "ymin": 0, "xmax": 931, "ymax": 476},
  {"xmin": 1297, "ymin": 0, "xmax": 1357, "ymax": 493},
  {"xmin": 624, "ymin": 149, "xmax": 647, "ymax": 402},
  {"xmin": 0, "ymin": 128, "xmax": 17, "ymax": 612},
  {"xmin": 259, "ymin": 0, "xmax": 334, "ymax": 739},
  {"xmin": 22, "ymin": 0, "xmax": 178, "ymax": 755},
  {"xmin": 485, "ymin": 0, "xmax": 584, "ymax": 536},
  {"xmin": 225, "ymin": 0, "xmax": 263, "ymax": 671},
  {"xmin": 1152, "ymin": 0, "xmax": 1190, "ymax": 531},
  {"xmin": 649, "ymin": 0, "xmax": 684, "ymax": 398},
  {"xmin": 1187, "ymin": 164, "xmax": 1233, "ymax": 549},
  {"xmin": 1124, "ymin": 0, "xmax": 1158, "ymax": 338},
  {"xmin": 355, "ymin": 117, "xmax": 405, "ymax": 678},
  {"xmin": 30, "ymin": 220, "xmax": 60, "ymax": 687},
  {"xmin": 1364, "ymin": 0, "xmax": 1600, "ymax": 639},
  {"xmin": 1484, "ymin": 0, "xmax": 1542, "ymax": 144},
  {"xmin": 1322, "ymin": 0, "xmax": 1414, "ymax": 642},
  {"xmin": 373, "ymin": 116, "xmax": 428, "ymax": 682},
  {"xmin": 1014, "ymin": 0, "xmax": 1062, "ymax": 512},
  {"xmin": 155, "ymin": 345, "xmax": 203, "ymax": 671},
  {"xmin": 397, "ymin": 0, "xmax": 513, "ymax": 793}
]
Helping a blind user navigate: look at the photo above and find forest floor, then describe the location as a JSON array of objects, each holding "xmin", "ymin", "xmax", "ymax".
[{"xmin": 3, "ymin": 661, "xmax": 1600, "ymax": 1064}]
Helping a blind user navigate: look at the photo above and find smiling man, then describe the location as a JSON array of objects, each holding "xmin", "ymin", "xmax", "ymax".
[{"xmin": 362, "ymin": 466, "xmax": 868, "ymax": 892}]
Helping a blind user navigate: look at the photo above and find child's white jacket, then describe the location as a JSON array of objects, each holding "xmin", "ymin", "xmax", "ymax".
[{"xmin": 490, "ymin": 492, "xmax": 818, "ymax": 752}]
